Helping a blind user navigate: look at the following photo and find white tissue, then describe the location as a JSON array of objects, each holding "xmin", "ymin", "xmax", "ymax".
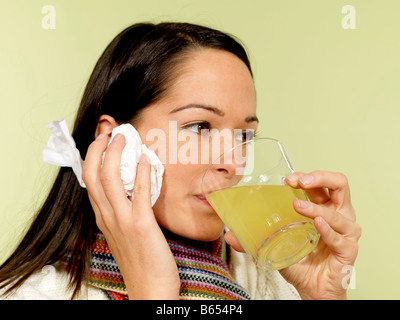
[
  {"xmin": 106, "ymin": 124, "xmax": 164, "ymax": 205},
  {"xmin": 42, "ymin": 119, "xmax": 85, "ymax": 187},
  {"xmin": 42, "ymin": 118, "xmax": 164, "ymax": 206}
]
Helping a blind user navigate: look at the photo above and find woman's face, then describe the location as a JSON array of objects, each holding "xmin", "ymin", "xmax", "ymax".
[{"xmin": 135, "ymin": 48, "xmax": 258, "ymax": 241}]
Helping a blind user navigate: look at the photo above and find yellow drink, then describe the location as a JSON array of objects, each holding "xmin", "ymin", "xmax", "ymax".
[{"xmin": 207, "ymin": 185, "xmax": 319, "ymax": 270}]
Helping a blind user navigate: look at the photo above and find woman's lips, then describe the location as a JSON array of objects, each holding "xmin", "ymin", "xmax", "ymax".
[{"xmin": 195, "ymin": 194, "xmax": 213, "ymax": 208}]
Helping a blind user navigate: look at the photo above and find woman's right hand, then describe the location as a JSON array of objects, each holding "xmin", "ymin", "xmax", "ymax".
[{"xmin": 82, "ymin": 133, "xmax": 180, "ymax": 299}]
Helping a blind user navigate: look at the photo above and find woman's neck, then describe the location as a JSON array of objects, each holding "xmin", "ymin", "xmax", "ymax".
[{"xmin": 160, "ymin": 226, "xmax": 224, "ymax": 254}]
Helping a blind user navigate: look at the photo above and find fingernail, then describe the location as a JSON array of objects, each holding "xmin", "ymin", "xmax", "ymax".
[
  {"xmin": 300, "ymin": 174, "xmax": 314, "ymax": 186},
  {"xmin": 139, "ymin": 154, "xmax": 148, "ymax": 164},
  {"xmin": 114, "ymin": 133, "xmax": 122, "ymax": 141},
  {"xmin": 297, "ymin": 199, "xmax": 310, "ymax": 209},
  {"xmin": 318, "ymin": 216, "xmax": 327, "ymax": 227},
  {"xmin": 286, "ymin": 174, "xmax": 299, "ymax": 183},
  {"xmin": 96, "ymin": 133, "xmax": 105, "ymax": 140}
]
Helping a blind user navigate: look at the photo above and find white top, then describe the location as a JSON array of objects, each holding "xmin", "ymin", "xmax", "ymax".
[{"xmin": 0, "ymin": 250, "xmax": 300, "ymax": 300}]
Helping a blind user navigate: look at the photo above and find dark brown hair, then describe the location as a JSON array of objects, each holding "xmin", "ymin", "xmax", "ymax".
[{"xmin": 0, "ymin": 22, "xmax": 252, "ymax": 298}]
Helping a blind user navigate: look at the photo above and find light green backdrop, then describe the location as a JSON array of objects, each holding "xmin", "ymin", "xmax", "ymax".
[{"xmin": 1, "ymin": 0, "xmax": 399, "ymax": 299}]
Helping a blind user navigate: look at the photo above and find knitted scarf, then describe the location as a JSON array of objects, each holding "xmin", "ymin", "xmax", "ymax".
[{"xmin": 88, "ymin": 231, "xmax": 251, "ymax": 300}]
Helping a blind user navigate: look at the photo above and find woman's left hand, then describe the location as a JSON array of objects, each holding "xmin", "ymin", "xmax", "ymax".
[{"xmin": 225, "ymin": 170, "xmax": 361, "ymax": 300}]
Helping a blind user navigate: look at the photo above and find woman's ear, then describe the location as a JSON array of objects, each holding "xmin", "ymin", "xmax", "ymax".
[{"xmin": 94, "ymin": 115, "xmax": 119, "ymax": 138}]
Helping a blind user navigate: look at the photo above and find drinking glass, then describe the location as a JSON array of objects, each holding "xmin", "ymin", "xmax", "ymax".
[{"xmin": 201, "ymin": 137, "xmax": 319, "ymax": 270}]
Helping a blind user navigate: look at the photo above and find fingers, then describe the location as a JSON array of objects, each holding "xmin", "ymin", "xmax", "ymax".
[
  {"xmin": 224, "ymin": 231, "xmax": 245, "ymax": 253},
  {"xmin": 286, "ymin": 171, "xmax": 355, "ymax": 220},
  {"xmin": 295, "ymin": 199, "xmax": 360, "ymax": 239},
  {"xmin": 82, "ymin": 134, "xmax": 113, "ymax": 218},
  {"xmin": 101, "ymin": 134, "xmax": 130, "ymax": 212},
  {"xmin": 132, "ymin": 154, "xmax": 152, "ymax": 211},
  {"xmin": 289, "ymin": 171, "xmax": 351, "ymax": 203},
  {"xmin": 314, "ymin": 216, "xmax": 359, "ymax": 264},
  {"xmin": 286, "ymin": 172, "xmax": 330, "ymax": 204},
  {"xmin": 295, "ymin": 199, "xmax": 361, "ymax": 264},
  {"xmin": 82, "ymin": 133, "xmax": 108, "ymax": 194},
  {"xmin": 288, "ymin": 171, "xmax": 360, "ymax": 264},
  {"xmin": 83, "ymin": 133, "xmax": 130, "ymax": 231},
  {"xmin": 83, "ymin": 131, "xmax": 155, "ymax": 231}
]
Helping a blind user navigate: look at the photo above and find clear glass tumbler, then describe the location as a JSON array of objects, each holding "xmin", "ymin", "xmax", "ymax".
[{"xmin": 202, "ymin": 137, "xmax": 320, "ymax": 270}]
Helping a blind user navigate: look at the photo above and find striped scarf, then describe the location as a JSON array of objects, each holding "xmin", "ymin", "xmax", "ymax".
[{"xmin": 89, "ymin": 231, "xmax": 251, "ymax": 300}]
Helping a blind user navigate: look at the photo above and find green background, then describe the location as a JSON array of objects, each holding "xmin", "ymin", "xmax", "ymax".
[{"xmin": 1, "ymin": 0, "xmax": 399, "ymax": 299}]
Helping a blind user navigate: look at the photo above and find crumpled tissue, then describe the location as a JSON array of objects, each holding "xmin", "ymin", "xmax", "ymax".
[{"xmin": 42, "ymin": 118, "xmax": 164, "ymax": 206}]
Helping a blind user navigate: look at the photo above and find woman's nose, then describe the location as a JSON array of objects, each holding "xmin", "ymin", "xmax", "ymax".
[
  {"xmin": 214, "ymin": 160, "xmax": 245, "ymax": 179},
  {"xmin": 215, "ymin": 139, "xmax": 248, "ymax": 174},
  {"xmin": 202, "ymin": 161, "xmax": 245, "ymax": 196},
  {"xmin": 206, "ymin": 148, "xmax": 247, "ymax": 190}
]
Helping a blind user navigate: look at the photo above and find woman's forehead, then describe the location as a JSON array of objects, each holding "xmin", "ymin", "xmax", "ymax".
[{"xmin": 160, "ymin": 49, "xmax": 255, "ymax": 111}]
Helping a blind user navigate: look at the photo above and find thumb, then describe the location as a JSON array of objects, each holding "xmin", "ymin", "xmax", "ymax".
[
  {"xmin": 224, "ymin": 230, "xmax": 245, "ymax": 253},
  {"xmin": 132, "ymin": 154, "xmax": 152, "ymax": 209}
]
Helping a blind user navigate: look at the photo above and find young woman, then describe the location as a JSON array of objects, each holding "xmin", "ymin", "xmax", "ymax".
[{"xmin": 0, "ymin": 22, "xmax": 361, "ymax": 300}]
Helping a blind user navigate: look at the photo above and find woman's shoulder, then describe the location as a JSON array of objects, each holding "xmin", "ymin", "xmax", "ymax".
[
  {"xmin": 0, "ymin": 263, "xmax": 108, "ymax": 300},
  {"xmin": 1, "ymin": 253, "xmax": 300, "ymax": 300},
  {"xmin": 230, "ymin": 249, "xmax": 301, "ymax": 300}
]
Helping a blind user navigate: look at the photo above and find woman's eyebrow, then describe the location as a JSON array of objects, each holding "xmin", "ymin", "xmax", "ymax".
[
  {"xmin": 169, "ymin": 103, "xmax": 259, "ymax": 123},
  {"xmin": 169, "ymin": 104, "xmax": 225, "ymax": 116},
  {"xmin": 245, "ymin": 115, "xmax": 259, "ymax": 123}
]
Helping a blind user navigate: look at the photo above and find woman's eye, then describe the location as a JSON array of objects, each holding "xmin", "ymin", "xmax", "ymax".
[
  {"xmin": 182, "ymin": 121, "xmax": 211, "ymax": 134},
  {"xmin": 182, "ymin": 123, "xmax": 257, "ymax": 142},
  {"xmin": 235, "ymin": 130, "xmax": 255, "ymax": 142}
]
